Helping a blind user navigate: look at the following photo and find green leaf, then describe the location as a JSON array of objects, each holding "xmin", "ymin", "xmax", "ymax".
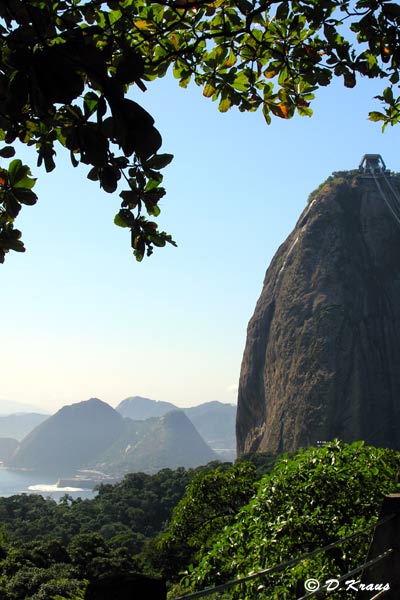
[
  {"xmin": 132, "ymin": 232, "xmax": 146, "ymax": 260},
  {"xmin": 79, "ymin": 124, "xmax": 109, "ymax": 167},
  {"xmin": 233, "ymin": 72, "xmax": 249, "ymax": 92},
  {"xmin": 12, "ymin": 188, "xmax": 38, "ymax": 205},
  {"xmin": 262, "ymin": 104, "xmax": 272, "ymax": 124},
  {"xmin": 83, "ymin": 92, "xmax": 100, "ymax": 117},
  {"xmin": 218, "ymin": 97, "xmax": 232, "ymax": 112},
  {"xmin": 114, "ymin": 210, "xmax": 134, "ymax": 228},
  {"xmin": 6, "ymin": 239, "xmax": 25, "ymax": 252},
  {"xmin": 151, "ymin": 236, "xmax": 166, "ymax": 247},
  {"xmin": 99, "ymin": 166, "xmax": 119, "ymax": 193},
  {"xmin": 0, "ymin": 146, "xmax": 15, "ymax": 158},
  {"xmin": 368, "ymin": 111, "xmax": 385, "ymax": 122},
  {"xmin": 383, "ymin": 87, "xmax": 394, "ymax": 103},
  {"xmin": 203, "ymin": 82, "xmax": 216, "ymax": 98},
  {"xmin": 37, "ymin": 145, "xmax": 56, "ymax": 173},
  {"xmin": 114, "ymin": 214, "xmax": 130, "ymax": 228},
  {"xmin": 134, "ymin": 249, "xmax": 144, "ymax": 262},
  {"xmin": 145, "ymin": 154, "xmax": 174, "ymax": 170},
  {"xmin": 13, "ymin": 175, "xmax": 36, "ymax": 190},
  {"xmin": 275, "ymin": 2, "xmax": 289, "ymax": 21},
  {"xmin": 111, "ymin": 99, "xmax": 161, "ymax": 159},
  {"xmin": 179, "ymin": 73, "xmax": 192, "ymax": 88},
  {"xmin": 296, "ymin": 105, "xmax": 313, "ymax": 117},
  {"xmin": 225, "ymin": 48, "xmax": 236, "ymax": 67},
  {"xmin": 269, "ymin": 101, "xmax": 289, "ymax": 118},
  {"xmin": 119, "ymin": 190, "xmax": 140, "ymax": 208},
  {"xmin": 147, "ymin": 203, "xmax": 161, "ymax": 217},
  {"xmin": 277, "ymin": 65, "xmax": 289, "ymax": 86},
  {"xmin": 145, "ymin": 177, "xmax": 163, "ymax": 192},
  {"xmin": 87, "ymin": 167, "xmax": 99, "ymax": 181},
  {"xmin": 7, "ymin": 160, "xmax": 31, "ymax": 186},
  {"xmin": 4, "ymin": 192, "xmax": 21, "ymax": 218},
  {"xmin": 115, "ymin": 50, "xmax": 144, "ymax": 85},
  {"xmin": 264, "ymin": 65, "xmax": 279, "ymax": 79},
  {"xmin": 343, "ymin": 71, "xmax": 356, "ymax": 88}
]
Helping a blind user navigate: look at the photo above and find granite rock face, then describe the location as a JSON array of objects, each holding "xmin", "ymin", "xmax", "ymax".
[{"xmin": 237, "ymin": 172, "xmax": 400, "ymax": 455}]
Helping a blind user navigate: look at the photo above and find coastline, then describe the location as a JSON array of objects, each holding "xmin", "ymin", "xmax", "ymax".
[{"xmin": 0, "ymin": 468, "xmax": 97, "ymax": 499}]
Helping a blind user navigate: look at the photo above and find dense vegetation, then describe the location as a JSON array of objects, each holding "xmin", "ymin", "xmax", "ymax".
[
  {"xmin": 0, "ymin": 466, "xmax": 199, "ymax": 599},
  {"xmin": 0, "ymin": 443, "xmax": 398, "ymax": 599},
  {"xmin": 0, "ymin": 466, "xmax": 211, "ymax": 548},
  {"xmin": 0, "ymin": 456, "xmax": 275, "ymax": 599},
  {"xmin": 176, "ymin": 441, "xmax": 400, "ymax": 599},
  {"xmin": 1, "ymin": 1, "xmax": 400, "ymax": 263}
]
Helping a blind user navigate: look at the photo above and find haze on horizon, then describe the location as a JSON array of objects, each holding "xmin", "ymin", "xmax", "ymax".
[{"xmin": 0, "ymin": 394, "xmax": 238, "ymax": 416}]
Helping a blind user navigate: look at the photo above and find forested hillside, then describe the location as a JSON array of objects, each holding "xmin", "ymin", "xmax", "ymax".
[
  {"xmin": 0, "ymin": 443, "xmax": 398, "ymax": 599},
  {"xmin": 0, "ymin": 464, "xmax": 216, "ymax": 599}
]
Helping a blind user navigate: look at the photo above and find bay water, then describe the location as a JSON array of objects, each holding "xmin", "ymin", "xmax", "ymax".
[{"xmin": 0, "ymin": 467, "xmax": 96, "ymax": 500}]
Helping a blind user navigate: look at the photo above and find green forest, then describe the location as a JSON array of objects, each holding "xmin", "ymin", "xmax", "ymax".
[{"xmin": 0, "ymin": 441, "xmax": 398, "ymax": 599}]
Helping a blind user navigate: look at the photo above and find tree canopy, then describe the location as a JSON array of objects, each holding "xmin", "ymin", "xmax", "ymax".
[
  {"xmin": 179, "ymin": 441, "xmax": 400, "ymax": 599},
  {"xmin": 0, "ymin": 446, "xmax": 399, "ymax": 599},
  {"xmin": 1, "ymin": 0, "xmax": 399, "ymax": 263}
]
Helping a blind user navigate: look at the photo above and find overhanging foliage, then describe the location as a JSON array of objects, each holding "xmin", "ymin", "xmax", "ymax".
[{"xmin": 1, "ymin": 0, "xmax": 399, "ymax": 262}]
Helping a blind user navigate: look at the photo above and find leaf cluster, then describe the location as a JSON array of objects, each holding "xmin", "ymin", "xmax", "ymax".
[
  {"xmin": 1, "ymin": 1, "xmax": 400, "ymax": 262},
  {"xmin": 0, "ymin": 0, "xmax": 176, "ymax": 261},
  {"xmin": 134, "ymin": 0, "xmax": 400, "ymax": 123},
  {"xmin": 0, "ymin": 157, "xmax": 37, "ymax": 262}
]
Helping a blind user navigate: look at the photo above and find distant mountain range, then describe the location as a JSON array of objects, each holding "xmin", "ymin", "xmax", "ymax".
[
  {"xmin": 0, "ymin": 413, "xmax": 48, "ymax": 441},
  {"xmin": 5, "ymin": 397, "xmax": 235, "ymax": 476},
  {"xmin": 115, "ymin": 396, "xmax": 236, "ymax": 460},
  {"xmin": 117, "ymin": 396, "xmax": 177, "ymax": 419},
  {"xmin": 0, "ymin": 398, "xmax": 45, "ymax": 415}
]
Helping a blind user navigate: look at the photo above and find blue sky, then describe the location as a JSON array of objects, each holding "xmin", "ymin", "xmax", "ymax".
[{"xmin": 1, "ymin": 71, "xmax": 398, "ymax": 414}]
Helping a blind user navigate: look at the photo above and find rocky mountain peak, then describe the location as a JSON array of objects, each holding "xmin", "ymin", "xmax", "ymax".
[
  {"xmin": 8, "ymin": 398, "xmax": 124, "ymax": 474},
  {"xmin": 237, "ymin": 169, "xmax": 400, "ymax": 455},
  {"xmin": 116, "ymin": 396, "xmax": 177, "ymax": 419}
]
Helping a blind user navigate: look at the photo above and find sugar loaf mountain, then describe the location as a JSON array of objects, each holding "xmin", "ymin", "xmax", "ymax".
[
  {"xmin": 237, "ymin": 155, "xmax": 400, "ymax": 455},
  {"xmin": 5, "ymin": 397, "xmax": 236, "ymax": 477}
]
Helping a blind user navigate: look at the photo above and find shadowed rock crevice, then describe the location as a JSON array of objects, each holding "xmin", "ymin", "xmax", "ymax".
[{"xmin": 237, "ymin": 172, "xmax": 400, "ymax": 455}]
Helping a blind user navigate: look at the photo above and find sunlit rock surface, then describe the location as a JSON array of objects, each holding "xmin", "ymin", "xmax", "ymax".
[{"xmin": 237, "ymin": 172, "xmax": 400, "ymax": 454}]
